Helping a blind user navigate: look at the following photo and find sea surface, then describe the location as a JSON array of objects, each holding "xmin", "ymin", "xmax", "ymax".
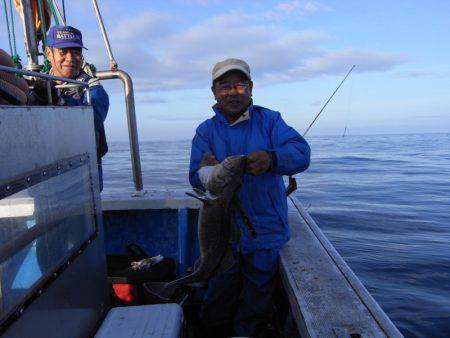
[{"xmin": 102, "ymin": 133, "xmax": 450, "ymax": 337}]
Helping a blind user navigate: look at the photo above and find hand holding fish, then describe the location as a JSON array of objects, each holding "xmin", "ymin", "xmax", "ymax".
[
  {"xmin": 247, "ymin": 150, "xmax": 272, "ymax": 175},
  {"xmin": 200, "ymin": 152, "xmax": 219, "ymax": 167}
]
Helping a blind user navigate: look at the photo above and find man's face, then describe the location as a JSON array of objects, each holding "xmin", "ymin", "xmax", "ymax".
[
  {"xmin": 212, "ymin": 70, "xmax": 253, "ymax": 119},
  {"xmin": 46, "ymin": 47, "xmax": 82, "ymax": 79}
]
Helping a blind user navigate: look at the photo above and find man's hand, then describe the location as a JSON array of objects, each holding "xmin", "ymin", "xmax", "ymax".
[
  {"xmin": 200, "ymin": 152, "xmax": 219, "ymax": 168},
  {"xmin": 247, "ymin": 150, "xmax": 272, "ymax": 175}
]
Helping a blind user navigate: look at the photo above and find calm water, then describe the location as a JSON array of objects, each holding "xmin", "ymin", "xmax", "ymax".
[{"xmin": 102, "ymin": 133, "xmax": 450, "ymax": 337}]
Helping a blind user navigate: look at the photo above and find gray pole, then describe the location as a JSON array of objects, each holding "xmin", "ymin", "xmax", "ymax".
[
  {"xmin": 19, "ymin": 0, "xmax": 40, "ymax": 71},
  {"xmin": 91, "ymin": 0, "xmax": 118, "ymax": 71},
  {"xmin": 95, "ymin": 70, "xmax": 144, "ymax": 196}
]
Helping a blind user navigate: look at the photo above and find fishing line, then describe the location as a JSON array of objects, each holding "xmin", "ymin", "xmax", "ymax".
[
  {"xmin": 342, "ymin": 71, "xmax": 355, "ymax": 137},
  {"xmin": 286, "ymin": 65, "xmax": 356, "ymax": 196}
]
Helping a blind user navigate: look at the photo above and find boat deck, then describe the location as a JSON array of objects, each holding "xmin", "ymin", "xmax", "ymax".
[
  {"xmin": 101, "ymin": 191, "xmax": 402, "ymax": 338},
  {"xmin": 281, "ymin": 197, "xmax": 401, "ymax": 337}
]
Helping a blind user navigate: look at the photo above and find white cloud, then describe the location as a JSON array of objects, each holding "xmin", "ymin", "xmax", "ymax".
[
  {"xmin": 303, "ymin": 1, "xmax": 331, "ymax": 13},
  {"xmin": 182, "ymin": 0, "xmax": 222, "ymax": 4},
  {"xmin": 266, "ymin": 0, "xmax": 331, "ymax": 19},
  {"xmin": 285, "ymin": 49, "xmax": 407, "ymax": 79},
  {"xmin": 135, "ymin": 95, "xmax": 168, "ymax": 104},
  {"xmin": 396, "ymin": 70, "xmax": 450, "ymax": 78},
  {"xmin": 81, "ymin": 9, "xmax": 406, "ymax": 93},
  {"xmin": 110, "ymin": 12, "xmax": 174, "ymax": 41}
]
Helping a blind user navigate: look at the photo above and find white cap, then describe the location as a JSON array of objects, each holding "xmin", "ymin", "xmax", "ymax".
[{"xmin": 212, "ymin": 58, "xmax": 251, "ymax": 82}]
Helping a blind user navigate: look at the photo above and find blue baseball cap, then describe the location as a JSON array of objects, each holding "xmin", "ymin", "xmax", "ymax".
[{"xmin": 46, "ymin": 25, "xmax": 87, "ymax": 49}]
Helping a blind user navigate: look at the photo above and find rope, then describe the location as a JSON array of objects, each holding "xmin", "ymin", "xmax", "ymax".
[
  {"xmin": 51, "ymin": 0, "xmax": 66, "ymax": 25},
  {"xmin": 46, "ymin": 0, "xmax": 59, "ymax": 25},
  {"xmin": 2, "ymin": 0, "xmax": 22, "ymax": 69},
  {"xmin": 37, "ymin": 0, "xmax": 51, "ymax": 72},
  {"xmin": 36, "ymin": 0, "xmax": 48, "ymax": 45},
  {"xmin": 62, "ymin": 0, "xmax": 66, "ymax": 23},
  {"xmin": 2, "ymin": 0, "xmax": 13, "ymax": 55},
  {"xmin": 8, "ymin": 0, "xmax": 21, "ymax": 68},
  {"xmin": 8, "ymin": 0, "xmax": 16, "ymax": 54}
]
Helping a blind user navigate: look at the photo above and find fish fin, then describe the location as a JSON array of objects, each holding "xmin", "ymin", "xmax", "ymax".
[
  {"xmin": 231, "ymin": 198, "xmax": 257, "ymax": 238},
  {"xmin": 215, "ymin": 248, "xmax": 235, "ymax": 274},
  {"xmin": 193, "ymin": 188, "xmax": 206, "ymax": 196},
  {"xmin": 186, "ymin": 190, "xmax": 219, "ymax": 203},
  {"xmin": 186, "ymin": 191, "xmax": 208, "ymax": 203},
  {"xmin": 184, "ymin": 281, "xmax": 207, "ymax": 288},
  {"xmin": 143, "ymin": 282, "xmax": 177, "ymax": 301}
]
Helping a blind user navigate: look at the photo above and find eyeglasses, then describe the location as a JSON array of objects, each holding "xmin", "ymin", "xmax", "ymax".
[{"xmin": 215, "ymin": 82, "xmax": 250, "ymax": 94}]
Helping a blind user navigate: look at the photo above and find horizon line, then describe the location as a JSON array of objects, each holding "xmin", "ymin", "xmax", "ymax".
[{"xmin": 107, "ymin": 131, "xmax": 450, "ymax": 143}]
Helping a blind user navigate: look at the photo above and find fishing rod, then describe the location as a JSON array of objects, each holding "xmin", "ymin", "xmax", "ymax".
[
  {"xmin": 303, "ymin": 64, "xmax": 356, "ymax": 137},
  {"xmin": 286, "ymin": 64, "xmax": 356, "ymax": 196}
]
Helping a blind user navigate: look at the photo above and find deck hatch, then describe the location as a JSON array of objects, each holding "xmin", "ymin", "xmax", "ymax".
[{"xmin": 0, "ymin": 153, "xmax": 99, "ymax": 325}]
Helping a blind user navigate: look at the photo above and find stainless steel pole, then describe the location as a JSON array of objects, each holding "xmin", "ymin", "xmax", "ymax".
[
  {"xmin": 91, "ymin": 0, "xmax": 118, "ymax": 71},
  {"xmin": 95, "ymin": 70, "xmax": 144, "ymax": 196},
  {"xmin": 19, "ymin": 0, "xmax": 40, "ymax": 71}
]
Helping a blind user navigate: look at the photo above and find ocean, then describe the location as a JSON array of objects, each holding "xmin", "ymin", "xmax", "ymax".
[{"xmin": 102, "ymin": 133, "xmax": 450, "ymax": 337}]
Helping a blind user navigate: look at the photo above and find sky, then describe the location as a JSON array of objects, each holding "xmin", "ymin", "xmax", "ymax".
[{"xmin": 1, "ymin": 0, "xmax": 450, "ymax": 141}]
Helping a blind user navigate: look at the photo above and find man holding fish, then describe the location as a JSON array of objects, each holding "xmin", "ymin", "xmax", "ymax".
[{"xmin": 189, "ymin": 58, "xmax": 311, "ymax": 337}]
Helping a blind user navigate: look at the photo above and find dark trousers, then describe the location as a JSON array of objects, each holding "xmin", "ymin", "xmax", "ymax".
[{"xmin": 200, "ymin": 248, "xmax": 280, "ymax": 337}]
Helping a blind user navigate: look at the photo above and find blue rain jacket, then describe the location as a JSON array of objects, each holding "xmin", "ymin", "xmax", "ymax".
[
  {"xmin": 63, "ymin": 84, "xmax": 109, "ymax": 190},
  {"xmin": 189, "ymin": 104, "xmax": 310, "ymax": 253},
  {"xmin": 62, "ymin": 84, "xmax": 109, "ymax": 132}
]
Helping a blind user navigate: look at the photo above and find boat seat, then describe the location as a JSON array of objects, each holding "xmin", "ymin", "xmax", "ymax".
[{"xmin": 95, "ymin": 303, "xmax": 184, "ymax": 338}]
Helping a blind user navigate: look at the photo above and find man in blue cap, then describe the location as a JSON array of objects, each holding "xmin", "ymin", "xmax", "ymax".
[
  {"xmin": 189, "ymin": 58, "xmax": 310, "ymax": 337},
  {"xmin": 29, "ymin": 25, "xmax": 109, "ymax": 190}
]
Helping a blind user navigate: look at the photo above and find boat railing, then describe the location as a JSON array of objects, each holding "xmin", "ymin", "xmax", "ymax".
[
  {"xmin": 94, "ymin": 70, "xmax": 144, "ymax": 196},
  {"xmin": 9, "ymin": 0, "xmax": 145, "ymax": 197},
  {"xmin": 90, "ymin": 0, "xmax": 145, "ymax": 197},
  {"xmin": 0, "ymin": 64, "xmax": 91, "ymax": 104}
]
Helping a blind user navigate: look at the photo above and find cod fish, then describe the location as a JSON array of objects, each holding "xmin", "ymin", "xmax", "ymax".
[{"xmin": 145, "ymin": 155, "xmax": 247, "ymax": 300}]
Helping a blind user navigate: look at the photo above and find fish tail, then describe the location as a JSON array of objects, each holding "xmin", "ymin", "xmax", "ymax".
[
  {"xmin": 143, "ymin": 282, "xmax": 177, "ymax": 301},
  {"xmin": 166, "ymin": 268, "xmax": 204, "ymax": 287}
]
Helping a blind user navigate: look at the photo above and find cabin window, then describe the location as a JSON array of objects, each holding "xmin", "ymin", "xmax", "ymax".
[{"xmin": 0, "ymin": 156, "xmax": 97, "ymax": 321}]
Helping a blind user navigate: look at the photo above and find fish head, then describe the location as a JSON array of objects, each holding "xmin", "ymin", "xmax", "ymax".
[
  {"xmin": 221, "ymin": 155, "xmax": 247, "ymax": 176},
  {"xmin": 206, "ymin": 155, "xmax": 246, "ymax": 195}
]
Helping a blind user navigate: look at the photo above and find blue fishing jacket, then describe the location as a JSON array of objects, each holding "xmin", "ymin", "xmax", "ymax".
[
  {"xmin": 189, "ymin": 104, "xmax": 310, "ymax": 253},
  {"xmin": 61, "ymin": 81, "xmax": 109, "ymax": 132},
  {"xmin": 62, "ymin": 81, "xmax": 109, "ymax": 190}
]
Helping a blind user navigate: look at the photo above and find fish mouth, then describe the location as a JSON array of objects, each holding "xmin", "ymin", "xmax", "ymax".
[{"xmin": 222, "ymin": 155, "xmax": 246, "ymax": 175}]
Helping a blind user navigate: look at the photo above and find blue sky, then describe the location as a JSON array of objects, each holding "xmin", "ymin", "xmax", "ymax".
[{"xmin": 2, "ymin": 0, "xmax": 450, "ymax": 140}]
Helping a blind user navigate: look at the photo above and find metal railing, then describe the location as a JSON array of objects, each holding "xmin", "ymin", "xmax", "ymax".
[
  {"xmin": 0, "ymin": 64, "xmax": 145, "ymax": 196},
  {"xmin": 8, "ymin": 0, "xmax": 145, "ymax": 196},
  {"xmin": 95, "ymin": 70, "xmax": 144, "ymax": 196},
  {"xmin": 0, "ymin": 64, "xmax": 91, "ymax": 104},
  {"xmin": 91, "ymin": 0, "xmax": 144, "ymax": 196}
]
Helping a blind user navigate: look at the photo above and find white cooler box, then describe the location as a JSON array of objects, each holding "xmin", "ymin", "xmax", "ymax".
[{"xmin": 95, "ymin": 303, "xmax": 184, "ymax": 338}]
